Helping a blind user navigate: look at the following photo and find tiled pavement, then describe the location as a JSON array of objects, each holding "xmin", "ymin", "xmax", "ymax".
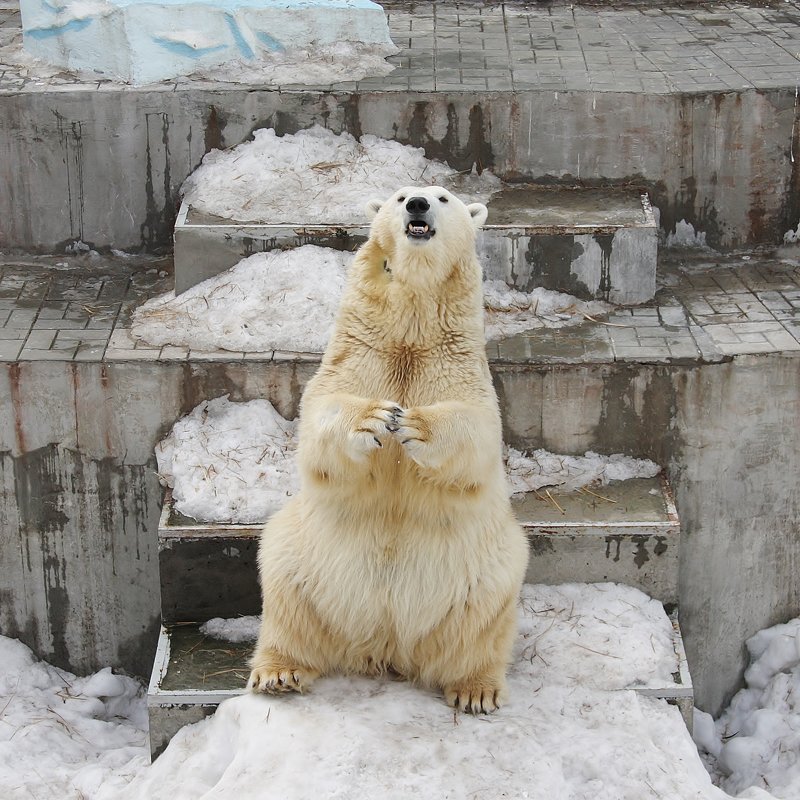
[
  {"xmin": 1, "ymin": 249, "xmax": 798, "ymax": 365},
  {"xmin": 3, "ymin": 1, "xmax": 800, "ymax": 94}
]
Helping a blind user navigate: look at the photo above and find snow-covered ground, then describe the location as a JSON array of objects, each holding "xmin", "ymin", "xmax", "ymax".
[
  {"xmin": 3, "ymin": 587, "xmax": 798, "ymax": 798},
  {"xmin": 156, "ymin": 395, "xmax": 661, "ymax": 524}
]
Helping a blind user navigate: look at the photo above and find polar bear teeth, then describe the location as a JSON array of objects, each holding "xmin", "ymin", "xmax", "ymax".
[{"xmin": 407, "ymin": 222, "xmax": 433, "ymax": 238}]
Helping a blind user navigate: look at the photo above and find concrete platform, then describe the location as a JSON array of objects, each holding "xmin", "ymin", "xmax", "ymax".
[
  {"xmin": 147, "ymin": 586, "xmax": 693, "ymax": 758},
  {"xmin": 174, "ymin": 187, "xmax": 658, "ymax": 303},
  {"xmin": 2, "ymin": 2, "xmax": 800, "ymax": 251}
]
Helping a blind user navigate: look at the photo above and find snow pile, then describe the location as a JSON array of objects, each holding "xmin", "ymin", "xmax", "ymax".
[
  {"xmin": 132, "ymin": 246, "xmax": 350, "ymax": 354},
  {"xmin": 132, "ymin": 251, "xmax": 612, "ymax": 354},
  {"xmin": 156, "ymin": 395, "xmax": 299, "ymax": 524},
  {"xmin": 695, "ymin": 618, "xmax": 800, "ymax": 799},
  {"xmin": 0, "ymin": 636, "xmax": 147, "ymax": 800},
  {"xmin": 182, "ymin": 125, "xmax": 499, "ymax": 224},
  {"xmin": 156, "ymin": 396, "xmax": 661, "ymax": 524},
  {"xmin": 505, "ymin": 447, "xmax": 661, "ymax": 495},
  {"xmin": 483, "ymin": 279, "xmax": 613, "ymax": 340}
]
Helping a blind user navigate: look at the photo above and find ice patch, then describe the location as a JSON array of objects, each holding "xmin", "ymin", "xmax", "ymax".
[
  {"xmin": 666, "ymin": 219, "xmax": 708, "ymax": 249},
  {"xmin": 201, "ymin": 616, "xmax": 262, "ymax": 643}
]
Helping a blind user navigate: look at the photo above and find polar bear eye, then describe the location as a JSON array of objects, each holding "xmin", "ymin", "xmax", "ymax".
[
  {"xmin": 397, "ymin": 196, "xmax": 405, "ymax": 203},
  {"xmin": 439, "ymin": 196, "xmax": 449, "ymax": 203}
]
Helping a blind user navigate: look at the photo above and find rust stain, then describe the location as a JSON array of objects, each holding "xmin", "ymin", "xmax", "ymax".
[{"xmin": 9, "ymin": 362, "xmax": 27, "ymax": 453}]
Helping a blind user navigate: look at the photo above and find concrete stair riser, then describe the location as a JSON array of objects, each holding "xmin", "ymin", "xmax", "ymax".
[
  {"xmin": 159, "ymin": 476, "xmax": 679, "ymax": 626},
  {"xmin": 174, "ymin": 188, "xmax": 658, "ymax": 303}
]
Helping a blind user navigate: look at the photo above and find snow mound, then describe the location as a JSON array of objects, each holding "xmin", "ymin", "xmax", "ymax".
[
  {"xmin": 156, "ymin": 397, "xmax": 661, "ymax": 524},
  {"xmin": 696, "ymin": 617, "xmax": 800, "ymax": 798},
  {"xmin": 132, "ymin": 251, "xmax": 613, "ymax": 354},
  {"xmin": 156, "ymin": 395, "xmax": 299, "ymax": 524},
  {"xmin": 132, "ymin": 246, "xmax": 350, "ymax": 354},
  {"xmin": 181, "ymin": 125, "xmax": 499, "ymax": 224},
  {"xmin": 0, "ymin": 635, "xmax": 147, "ymax": 800},
  {"xmin": 483, "ymin": 279, "xmax": 613, "ymax": 340},
  {"xmin": 505, "ymin": 447, "xmax": 661, "ymax": 495}
]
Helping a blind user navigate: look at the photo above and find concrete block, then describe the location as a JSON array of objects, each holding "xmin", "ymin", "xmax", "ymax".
[
  {"xmin": 175, "ymin": 187, "xmax": 658, "ymax": 304},
  {"xmin": 20, "ymin": 0, "xmax": 392, "ymax": 85}
]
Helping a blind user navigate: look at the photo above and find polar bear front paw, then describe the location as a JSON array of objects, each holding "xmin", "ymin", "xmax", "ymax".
[
  {"xmin": 391, "ymin": 408, "xmax": 436, "ymax": 467},
  {"xmin": 348, "ymin": 400, "xmax": 405, "ymax": 459}
]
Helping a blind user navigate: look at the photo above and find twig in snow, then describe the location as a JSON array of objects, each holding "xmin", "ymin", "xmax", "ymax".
[{"xmin": 545, "ymin": 489, "xmax": 565, "ymax": 515}]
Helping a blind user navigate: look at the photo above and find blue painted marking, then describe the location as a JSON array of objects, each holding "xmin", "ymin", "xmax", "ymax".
[
  {"xmin": 152, "ymin": 37, "xmax": 228, "ymax": 58},
  {"xmin": 254, "ymin": 30, "xmax": 285, "ymax": 52},
  {"xmin": 111, "ymin": 0, "xmax": 379, "ymax": 10},
  {"xmin": 224, "ymin": 12, "xmax": 254, "ymax": 59},
  {"xmin": 26, "ymin": 17, "xmax": 92, "ymax": 38}
]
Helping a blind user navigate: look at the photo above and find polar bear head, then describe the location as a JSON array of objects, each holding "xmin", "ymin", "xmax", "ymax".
[{"xmin": 365, "ymin": 186, "xmax": 488, "ymax": 288}]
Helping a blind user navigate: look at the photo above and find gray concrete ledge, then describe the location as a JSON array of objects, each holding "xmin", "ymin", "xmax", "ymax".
[
  {"xmin": 1, "ymin": 249, "xmax": 798, "ymax": 366},
  {"xmin": 4, "ymin": 1, "xmax": 800, "ymax": 94}
]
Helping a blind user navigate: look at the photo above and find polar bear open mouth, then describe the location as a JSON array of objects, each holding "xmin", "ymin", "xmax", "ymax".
[{"xmin": 406, "ymin": 221, "xmax": 435, "ymax": 240}]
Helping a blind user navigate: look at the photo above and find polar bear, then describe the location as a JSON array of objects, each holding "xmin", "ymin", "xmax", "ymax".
[{"xmin": 247, "ymin": 186, "xmax": 529, "ymax": 713}]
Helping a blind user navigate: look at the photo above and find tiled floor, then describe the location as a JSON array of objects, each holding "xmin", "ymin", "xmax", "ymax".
[
  {"xmin": 1, "ymin": 249, "xmax": 798, "ymax": 365},
  {"xmin": 3, "ymin": 1, "xmax": 800, "ymax": 94}
]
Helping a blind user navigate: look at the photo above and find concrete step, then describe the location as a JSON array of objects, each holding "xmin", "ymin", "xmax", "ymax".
[
  {"xmin": 158, "ymin": 475, "xmax": 679, "ymax": 626},
  {"xmin": 147, "ymin": 584, "xmax": 693, "ymax": 759},
  {"xmin": 173, "ymin": 185, "xmax": 657, "ymax": 304}
]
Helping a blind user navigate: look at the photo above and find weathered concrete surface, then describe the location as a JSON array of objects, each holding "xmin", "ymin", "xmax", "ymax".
[
  {"xmin": 0, "ymin": 88, "xmax": 796, "ymax": 252},
  {"xmin": 0, "ymin": 359, "xmax": 315, "ymax": 677},
  {"xmin": 496, "ymin": 355, "xmax": 800, "ymax": 716}
]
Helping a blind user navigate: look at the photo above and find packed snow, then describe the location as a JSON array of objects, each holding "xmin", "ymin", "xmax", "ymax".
[
  {"xmin": 0, "ymin": 636, "xmax": 148, "ymax": 800},
  {"xmin": 3, "ymin": 598, "xmax": 799, "ymax": 798},
  {"xmin": 156, "ymin": 395, "xmax": 662, "ymax": 524},
  {"xmin": 156, "ymin": 395, "xmax": 299, "ymax": 524},
  {"xmin": 505, "ymin": 446, "xmax": 661, "ymax": 495},
  {"xmin": 694, "ymin": 618, "xmax": 800, "ymax": 799},
  {"xmin": 134, "ymin": 247, "xmax": 349, "ymax": 354},
  {"xmin": 132, "ymin": 247, "xmax": 614, "ymax": 352},
  {"xmin": 181, "ymin": 125, "xmax": 500, "ymax": 223}
]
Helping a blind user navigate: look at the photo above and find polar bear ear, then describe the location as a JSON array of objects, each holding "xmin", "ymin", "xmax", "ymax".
[
  {"xmin": 467, "ymin": 203, "xmax": 489, "ymax": 229},
  {"xmin": 365, "ymin": 199, "xmax": 383, "ymax": 220}
]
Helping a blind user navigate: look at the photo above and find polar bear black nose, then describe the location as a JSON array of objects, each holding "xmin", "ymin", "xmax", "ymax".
[{"xmin": 406, "ymin": 196, "xmax": 430, "ymax": 214}]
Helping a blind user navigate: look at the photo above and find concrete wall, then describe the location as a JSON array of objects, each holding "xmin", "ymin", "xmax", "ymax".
[
  {"xmin": 1, "ymin": 353, "xmax": 798, "ymax": 713},
  {"xmin": 1, "ymin": 87, "xmax": 797, "ymax": 253}
]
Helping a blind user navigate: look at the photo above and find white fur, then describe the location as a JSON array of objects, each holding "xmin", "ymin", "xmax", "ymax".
[{"xmin": 249, "ymin": 186, "xmax": 528, "ymax": 713}]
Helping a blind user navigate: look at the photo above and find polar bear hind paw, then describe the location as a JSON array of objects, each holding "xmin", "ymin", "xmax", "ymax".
[
  {"xmin": 247, "ymin": 660, "xmax": 319, "ymax": 694},
  {"xmin": 444, "ymin": 680, "xmax": 505, "ymax": 714}
]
